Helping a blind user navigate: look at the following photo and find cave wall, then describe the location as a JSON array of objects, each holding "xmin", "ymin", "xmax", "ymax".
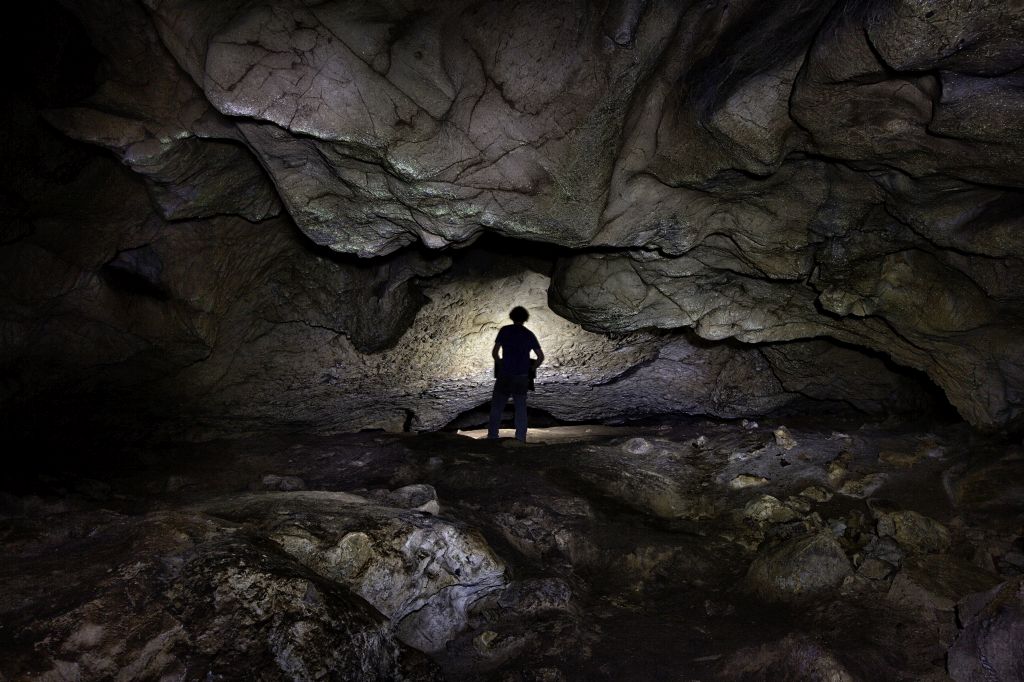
[{"xmin": 2, "ymin": 0, "xmax": 1023, "ymax": 435}]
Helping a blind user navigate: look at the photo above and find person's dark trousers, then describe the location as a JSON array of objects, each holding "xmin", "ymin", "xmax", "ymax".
[{"xmin": 488, "ymin": 374, "xmax": 530, "ymax": 441}]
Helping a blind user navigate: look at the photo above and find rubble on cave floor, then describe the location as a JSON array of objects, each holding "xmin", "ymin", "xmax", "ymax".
[{"xmin": 2, "ymin": 417, "xmax": 1022, "ymax": 681}]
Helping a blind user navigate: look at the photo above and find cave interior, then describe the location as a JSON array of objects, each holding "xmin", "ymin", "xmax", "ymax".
[{"xmin": 1, "ymin": 1, "xmax": 1023, "ymax": 680}]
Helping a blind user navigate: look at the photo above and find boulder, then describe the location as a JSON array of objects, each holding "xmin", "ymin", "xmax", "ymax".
[
  {"xmin": 838, "ymin": 473, "xmax": 887, "ymax": 499},
  {"xmin": 1, "ymin": 511, "xmax": 441, "ymax": 681},
  {"xmin": 945, "ymin": 455, "xmax": 1024, "ymax": 512},
  {"xmin": 575, "ymin": 446, "xmax": 710, "ymax": 520},
  {"xmin": 743, "ymin": 495, "xmax": 798, "ymax": 526},
  {"xmin": 745, "ymin": 532, "xmax": 852, "ymax": 603},
  {"xmin": 888, "ymin": 555, "xmax": 1001, "ymax": 614},
  {"xmin": 876, "ymin": 510, "xmax": 951, "ymax": 555},
  {"xmin": 723, "ymin": 634, "xmax": 857, "ymax": 681},
  {"xmin": 948, "ymin": 578, "xmax": 1024, "ymax": 682},
  {"xmin": 198, "ymin": 491, "xmax": 507, "ymax": 653}
]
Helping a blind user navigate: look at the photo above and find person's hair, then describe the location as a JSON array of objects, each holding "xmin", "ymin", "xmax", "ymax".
[{"xmin": 509, "ymin": 306, "xmax": 529, "ymax": 324}]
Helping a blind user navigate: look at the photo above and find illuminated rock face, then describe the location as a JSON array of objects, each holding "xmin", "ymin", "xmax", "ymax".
[{"xmin": 3, "ymin": 0, "xmax": 1024, "ymax": 432}]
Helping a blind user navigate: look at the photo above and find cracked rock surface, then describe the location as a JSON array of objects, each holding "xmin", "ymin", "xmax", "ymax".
[
  {"xmin": 3, "ymin": 0, "xmax": 1024, "ymax": 434},
  {"xmin": 3, "ymin": 418, "xmax": 1022, "ymax": 680}
]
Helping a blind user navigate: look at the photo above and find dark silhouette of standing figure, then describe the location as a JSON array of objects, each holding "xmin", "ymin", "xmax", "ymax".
[{"xmin": 488, "ymin": 306, "xmax": 544, "ymax": 441}]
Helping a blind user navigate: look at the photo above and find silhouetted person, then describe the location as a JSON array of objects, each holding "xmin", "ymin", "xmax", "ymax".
[{"xmin": 488, "ymin": 306, "xmax": 544, "ymax": 442}]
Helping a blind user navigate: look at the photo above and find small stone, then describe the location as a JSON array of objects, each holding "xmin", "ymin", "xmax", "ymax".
[
  {"xmin": 741, "ymin": 419, "xmax": 759, "ymax": 430},
  {"xmin": 386, "ymin": 484, "xmax": 440, "ymax": 514},
  {"xmin": 743, "ymin": 495, "xmax": 798, "ymax": 526},
  {"xmin": 623, "ymin": 437, "xmax": 653, "ymax": 455},
  {"xmin": 999, "ymin": 551, "xmax": 1024, "ymax": 572},
  {"xmin": 857, "ymin": 557, "xmax": 896, "ymax": 580},
  {"xmin": 827, "ymin": 462, "xmax": 847, "ymax": 485},
  {"xmin": 261, "ymin": 474, "xmax": 306, "ymax": 491},
  {"xmin": 729, "ymin": 474, "xmax": 769, "ymax": 489},
  {"xmin": 827, "ymin": 518, "xmax": 848, "ymax": 537},
  {"xmin": 866, "ymin": 497, "xmax": 900, "ymax": 520},
  {"xmin": 916, "ymin": 437, "xmax": 945, "ymax": 460},
  {"xmin": 474, "ymin": 630, "xmax": 499, "ymax": 652},
  {"xmin": 497, "ymin": 579, "xmax": 572, "ymax": 614},
  {"xmin": 876, "ymin": 510, "xmax": 951, "ymax": 554},
  {"xmin": 773, "ymin": 426, "xmax": 797, "ymax": 450},
  {"xmin": 864, "ymin": 535, "xmax": 905, "ymax": 566},
  {"xmin": 783, "ymin": 496, "xmax": 811, "ymax": 514},
  {"xmin": 837, "ymin": 473, "xmax": 887, "ymax": 499},
  {"xmin": 845, "ymin": 509, "xmax": 867, "ymax": 531},
  {"xmin": 878, "ymin": 449, "xmax": 921, "ymax": 468},
  {"xmin": 694, "ymin": 435, "xmax": 708, "ymax": 448},
  {"xmin": 799, "ymin": 486, "xmax": 833, "ymax": 503}
]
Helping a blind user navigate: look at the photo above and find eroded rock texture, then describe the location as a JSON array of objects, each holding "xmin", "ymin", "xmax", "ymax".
[
  {"xmin": 3, "ymin": 0, "xmax": 1024, "ymax": 432},
  {"xmin": 4, "ymin": 421, "xmax": 1022, "ymax": 680}
]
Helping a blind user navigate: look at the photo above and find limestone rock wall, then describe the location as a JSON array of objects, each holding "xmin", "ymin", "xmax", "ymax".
[{"xmin": 3, "ymin": 0, "xmax": 1023, "ymax": 433}]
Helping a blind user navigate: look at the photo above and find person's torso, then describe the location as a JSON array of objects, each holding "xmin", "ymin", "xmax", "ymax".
[{"xmin": 498, "ymin": 325, "xmax": 537, "ymax": 375}]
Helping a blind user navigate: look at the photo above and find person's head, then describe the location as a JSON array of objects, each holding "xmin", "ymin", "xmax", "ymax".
[{"xmin": 509, "ymin": 306, "xmax": 529, "ymax": 325}]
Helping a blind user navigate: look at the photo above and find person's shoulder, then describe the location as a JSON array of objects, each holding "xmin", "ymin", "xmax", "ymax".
[{"xmin": 496, "ymin": 324, "xmax": 514, "ymax": 337}]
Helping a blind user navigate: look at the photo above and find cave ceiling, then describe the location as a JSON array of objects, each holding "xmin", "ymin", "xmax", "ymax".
[{"xmin": 3, "ymin": 0, "xmax": 1024, "ymax": 433}]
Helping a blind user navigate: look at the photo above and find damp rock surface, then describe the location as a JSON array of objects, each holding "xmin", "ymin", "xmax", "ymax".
[
  {"xmin": 1, "ymin": 0, "xmax": 1023, "ymax": 435},
  {"xmin": 3, "ymin": 418, "xmax": 1021, "ymax": 681}
]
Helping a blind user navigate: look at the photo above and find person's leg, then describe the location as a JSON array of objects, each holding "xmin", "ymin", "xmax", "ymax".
[
  {"xmin": 488, "ymin": 384, "xmax": 509, "ymax": 439},
  {"xmin": 509, "ymin": 375, "xmax": 529, "ymax": 441},
  {"xmin": 513, "ymin": 391, "xmax": 528, "ymax": 441}
]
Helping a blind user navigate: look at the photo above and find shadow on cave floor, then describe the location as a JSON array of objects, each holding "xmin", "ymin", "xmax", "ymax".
[{"xmin": 1, "ymin": 415, "xmax": 1022, "ymax": 681}]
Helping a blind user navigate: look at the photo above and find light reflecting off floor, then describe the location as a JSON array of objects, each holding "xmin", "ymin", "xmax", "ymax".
[{"xmin": 456, "ymin": 425, "xmax": 648, "ymax": 443}]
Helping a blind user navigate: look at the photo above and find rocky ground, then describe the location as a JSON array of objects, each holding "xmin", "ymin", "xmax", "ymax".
[{"xmin": 2, "ymin": 416, "xmax": 1022, "ymax": 681}]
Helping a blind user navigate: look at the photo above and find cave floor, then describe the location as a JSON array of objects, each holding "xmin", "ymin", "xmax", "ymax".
[{"xmin": 2, "ymin": 417, "xmax": 1022, "ymax": 681}]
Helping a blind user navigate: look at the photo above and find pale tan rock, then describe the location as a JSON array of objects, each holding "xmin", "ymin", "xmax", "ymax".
[
  {"xmin": 774, "ymin": 426, "xmax": 798, "ymax": 450},
  {"xmin": 876, "ymin": 510, "xmax": 951, "ymax": 554},
  {"xmin": 879, "ymin": 449, "xmax": 922, "ymax": 468},
  {"xmin": 799, "ymin": 485, "xmax": 834, "ymax": 503},
  {"xmin": 838, "ymin": 473, "xmax": 887, "ymax": 499},
  {"xmin": 743, "ymin": 495, "xmax": 798, "ymax": 526},
  {"xmin": 730, "ymin": 474, "xmax": 770, "ymax": 489}
]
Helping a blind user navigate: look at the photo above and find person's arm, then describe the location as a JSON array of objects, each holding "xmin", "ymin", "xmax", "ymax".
[
  {"xmin": 492, "ymin": 343, "xmax": 501, "ymax": 361},
  {"xmin": 534, "ymin": 348, "xmax": 544, "ymax": 368}
]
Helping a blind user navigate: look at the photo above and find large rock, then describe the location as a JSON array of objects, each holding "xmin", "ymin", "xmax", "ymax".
[
  {"xmin": 945, "ymin": 453, "xmax": 1024, "ymax": 512},
  {"xmin": 745, "ymin": 532, "xmax": 852, "ymax": 603},
  {"xmin": 876, "ymin": 510, "xmax": 952, "ymax": 555},
  {"xmin": 723, "ymin": 635, "xmax": 858, "ymax": 681},
  {"xmin": 888, "ymin": 555, "xmax": 1001, "ymax": 614},
  {"xmin": 948, "ymin": 577, "xmax": 1024, "ymax": 682},
  {"xmin": 0, "ymin": 510, "xmax": 442, "ymax": 681},
  {"xmin": 198, "ymin": 491, "xmax": 507, "ymax": 653}
]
